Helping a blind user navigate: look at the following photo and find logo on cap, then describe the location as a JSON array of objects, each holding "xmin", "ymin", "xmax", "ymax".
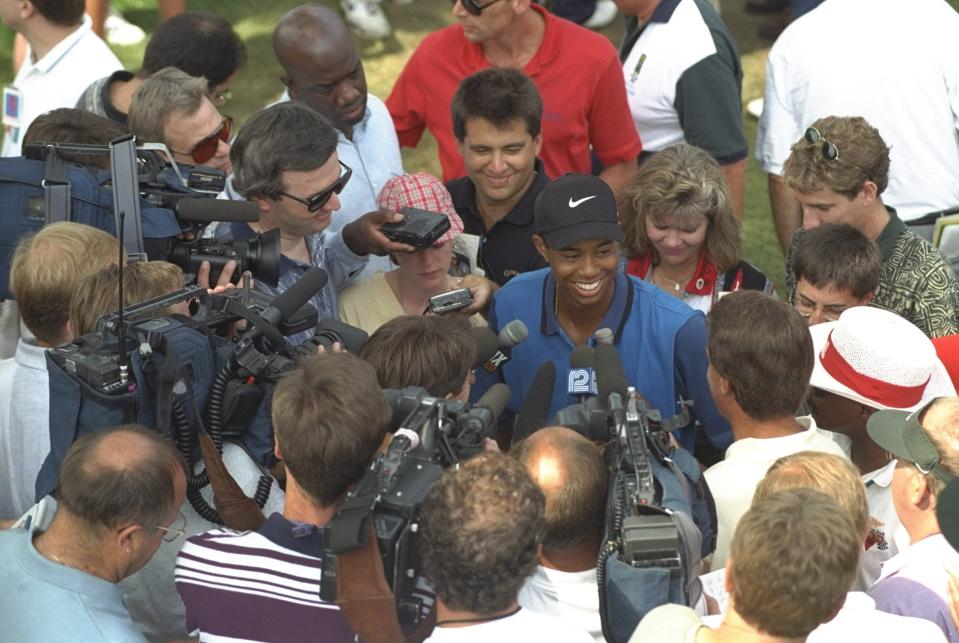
[{"xmin": 568, "ymin": 195, "xmax": 597, "ymax": 208}]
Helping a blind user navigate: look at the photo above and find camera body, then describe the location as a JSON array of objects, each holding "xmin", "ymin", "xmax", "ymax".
[{"xmin": 428, "ymin": 288, "xmax": 473, "ymax": 315}]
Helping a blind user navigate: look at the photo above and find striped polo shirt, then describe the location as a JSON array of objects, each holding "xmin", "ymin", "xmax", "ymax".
[{"xmin": 175, "ymin": 513, "xmax": 355, "ymax": 642}]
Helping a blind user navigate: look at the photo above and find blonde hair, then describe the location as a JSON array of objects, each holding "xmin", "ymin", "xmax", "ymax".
[
  {"xmin": 755, "ymin": 451, "xmax": 869, "ymax": 538},
  {"xmin": 920, "ymin": 398, "xmax": 959, "ymax": 498},
  {"xmin": 11, "ymin": 223, "xmax": 122, "ymax": 345},
  {"xmin": 621, "ymin": 144, "xmax": 741, "ymax": 272},
  {"xmin": 70, "ymin": 261, "xmax": 184, "ymax": 336}
]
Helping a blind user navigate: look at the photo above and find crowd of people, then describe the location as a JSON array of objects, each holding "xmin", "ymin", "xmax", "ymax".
[{"xmin": 2, "ymin": 0, "xmax": 959, "ymax": 641}]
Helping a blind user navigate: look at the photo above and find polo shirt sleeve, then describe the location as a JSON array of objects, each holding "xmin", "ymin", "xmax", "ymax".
[
  {"xmin": 869, "ymin": 578, "xmax": 955, "ymax": 641},
  {"xmin": 322, "ymin": 231, "xmax": 369, "ymax": 291},
  {"xmin": 674, "ymin": 54, "xmax": 747, "ymax": 164},
  {"xmin": 589, "ymin": 53, "xmax": 643, "ymax": 166},
  {"xmin": 673, "ymin": 314, "xmax": 732, "ymax": 451},
  {"xmin": 386, "ymin": 46, "xmax": 428, "ymax": 149},
  {"xmin": 755, "ymin": 47, "xmax": 797, "ymax": 176}
]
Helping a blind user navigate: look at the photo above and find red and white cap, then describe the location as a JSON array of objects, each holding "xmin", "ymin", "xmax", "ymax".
[
  {"xmin": 809, "ymin": 307, "xmax": 956, "ymax": 411},
  {"xmin": 376, "ymin": 172, "xmax": 464, "ymax": 244}
]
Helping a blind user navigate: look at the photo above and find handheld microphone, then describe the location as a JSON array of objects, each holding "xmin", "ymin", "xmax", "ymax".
[
  {"xmin": 594, "ymin": 327, "xmax": 614, "ymax": 346},
  {"xmin": 472, "ymin": 320, "xmax": 529, "ymax": 373},
  {"xmin": 260, "ymin": 267, "xmax": 328, "ymax": 328},
  {"xmin": 567, "ymin": 345, "xmax": 596, "ymax": 403},
  {"xmin": 513, "ymin": 360, "xmax": 556, "ymax": 444}
]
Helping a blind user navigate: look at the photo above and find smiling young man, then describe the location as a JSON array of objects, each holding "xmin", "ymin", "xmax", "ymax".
[
  {"xmin": 273, "ymin": 4, "xmax": 403, "ymax": 277},
  {"xmin": 446, "ymin": 68, "xmax": 548, "ymax": 285},
  {"xmin": 782, "ymin": 115, "xmax": 959, "ymax": 338},
  {"xmin": 475, "ymin": 173, "xmax": 731, "ymax": 453}
]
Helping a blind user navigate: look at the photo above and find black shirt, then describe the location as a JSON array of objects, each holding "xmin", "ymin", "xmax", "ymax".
[{"xmin": 446, "ymin": 160, "xmax": 550, "ymax": 286}]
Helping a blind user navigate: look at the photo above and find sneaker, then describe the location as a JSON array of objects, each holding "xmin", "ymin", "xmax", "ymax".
[
  {"xmin": 583, "ymin": 0, "xmax": 618, "ymax": 30},
  {"xmin": 104, "ymin": 8, "xmax": 146, "ymax": 46},
  {"xmin": 341, "ymin": 0, "xmax": 392, "ymax": 39}
]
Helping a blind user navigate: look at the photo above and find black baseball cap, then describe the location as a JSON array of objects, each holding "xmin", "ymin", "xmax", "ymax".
[{"xmin": 534, "ymin": 173, "xmax": 623, "ymax": 249}]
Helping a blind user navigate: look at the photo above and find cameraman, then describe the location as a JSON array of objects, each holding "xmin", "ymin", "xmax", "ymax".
[
  {"xmin": 418, "ymin": 451, "xmax": 594, "ymax": 642},
  {"xmin": 175, "ymin": 352, "xmax": 391, "ymax": 641},
  {"xmin": 215, "ymin": 101, "xmax": 416, "ymax": 345}
]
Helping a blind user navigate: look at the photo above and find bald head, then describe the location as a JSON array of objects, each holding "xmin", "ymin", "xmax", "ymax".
[
  {"xmin": 58, "ymin": 425, "xmax": 186, "ymax": 533},
  {"xmin": 512, "ymin": 427, "xmax": 607, "ymax": 550},
  {"xmin": 273, "ymin": 3, "xmax": 367, "ymax": 137}
]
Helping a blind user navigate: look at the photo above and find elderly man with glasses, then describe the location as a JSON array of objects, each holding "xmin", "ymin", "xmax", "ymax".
[
  {"xmin": 781, "ymin": 115, "xmax": 959, "ymax": 339},
  {"xmin": 387, "ymin": 0, "xmax": 641, "ymax": 201}
]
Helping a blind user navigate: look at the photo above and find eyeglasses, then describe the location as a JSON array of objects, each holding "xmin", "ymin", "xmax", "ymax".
[
  {"xmin": 279, "ymin": 161, "xmax": 353, "ymax": 212},
  {"xmin": 793, "ymin": 295, "xmax": 850, "ymax": 323},
  {"xmin": 804, "ymin": 127, "xmax": 870, "ymax": 178},
  {"xmin": 172, "ymin": 116, "xmax": 232, "ymax": 165},
  {"xmin": 154, "ymin": 510, "xmax": 188, "ymax": 543},
  {"xmin": 452, "ymin": 0, "xmax": 503, "ymax": 16}
]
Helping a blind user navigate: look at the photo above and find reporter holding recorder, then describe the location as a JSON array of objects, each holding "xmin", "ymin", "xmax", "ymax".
[{"xmin": 338, "ymin": 172, "xmax": 493, "ymax": 334}]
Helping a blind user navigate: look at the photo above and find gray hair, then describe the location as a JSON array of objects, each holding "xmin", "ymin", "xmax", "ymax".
[
  {"xmin": 231, "ymin": 102, "xmax": 339, "ymax": 200},
  {"xmin": 128, "ymin": 66, "xmax": 210, "ymax": 146},
  {"xmin": 58, "ymin": 424, "xmax": 186, "ymax": 533}
]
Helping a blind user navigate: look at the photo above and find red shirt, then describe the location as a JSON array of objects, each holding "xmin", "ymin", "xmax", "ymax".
[{"xmin": 386, "ymin": 4, "xmax": 642, "ymax": 181}]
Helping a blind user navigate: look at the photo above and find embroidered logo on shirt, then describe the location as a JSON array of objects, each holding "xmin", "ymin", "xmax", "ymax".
[{"xmin": 865, "ymin": 517, "xmax": 889, "ymax": 551}]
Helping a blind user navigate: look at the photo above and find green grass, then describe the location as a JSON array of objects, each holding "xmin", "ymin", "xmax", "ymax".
[{"xmin": 5, "ymin": 0, "xmax": 959, "ymax": 290}]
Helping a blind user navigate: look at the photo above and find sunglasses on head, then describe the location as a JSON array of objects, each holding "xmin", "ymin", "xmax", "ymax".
[
  {"xmin": 452, "ymin": 0, "xmax": 503, "ymax": 16},
  {"xmin": 173, "ymin": 115, "xmax": 232, "ymax": 165},
  {"xmin": 280, "ymin": 161, "xmax": 353, "ymax": 212},
  {"xmin": 804, "ymin": 127, "xmax": 870, "ymax": 179}
]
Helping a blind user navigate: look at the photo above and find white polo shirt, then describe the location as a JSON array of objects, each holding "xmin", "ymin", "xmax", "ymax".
[
  {"xmin": 704, "ymin": 415, "xmax": 848, "ymax": 570},
  {"xmin": 2, "ymin": 15, "xmax": 122, "ymax": 157},
  {"xmin": 518, "ymin": 566, "xmax": 602, "ymax": 643},
  {"xmin": 756, "ymin": 0, "xmax": 959, "ymax": 222}
]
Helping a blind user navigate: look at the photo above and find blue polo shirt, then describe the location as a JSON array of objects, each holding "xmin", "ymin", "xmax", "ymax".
[{"xmin": 478, "ymin": 268, "xmax": 731, "ymax": 451}]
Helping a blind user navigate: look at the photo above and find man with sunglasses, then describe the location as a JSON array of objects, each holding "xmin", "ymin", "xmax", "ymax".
[
  {"xmin": 0, "ymin": 424, "xmax": 187, "ymax": 642},
  {"xmin": 387, "ymin": 0, "xmax": 640, "ymax": 200},
  {"xmin": 219, "ymin": 102, "xmax": 415, "ymax": 346},
  {"xmin": 782, "ymin": 116, "xmax": 959, "ymax": 339},
  {"xmin": 273, "ymin": 4, "xmax": 403, "ymax": 278},
  {"xmin": 128, "ymin": 66, "xmax": 233, "ymax": 175}
]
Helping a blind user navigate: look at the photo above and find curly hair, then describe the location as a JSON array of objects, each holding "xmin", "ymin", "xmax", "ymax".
[
  {"xmin": 418, "ymin": 452, "xmax": 546, "ymax": 614},
  {"xmin": 621, "ymin": 144, "xmax": 741, "ymax": 272}
]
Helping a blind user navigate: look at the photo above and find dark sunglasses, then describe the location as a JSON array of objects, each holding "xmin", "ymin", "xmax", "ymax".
[
  {"xmin": 804, "ymin": 127, "xmax": 870, "ymax": 178},
  {"xmin": 452, "ymin": 0, "xmax": 503, "ymax": 16},
  {"xmin": 173, "ymin": 116, "xmax": 232, "ymax": 165},
  {"xmin": 280, "ymin": 161, "xmax": 352, "ymax": 212}
]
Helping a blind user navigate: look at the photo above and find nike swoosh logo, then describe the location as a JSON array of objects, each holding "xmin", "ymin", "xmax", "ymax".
[{"xmin": 568, "ymin": 195, "xmax": 597, "ymax": 208}]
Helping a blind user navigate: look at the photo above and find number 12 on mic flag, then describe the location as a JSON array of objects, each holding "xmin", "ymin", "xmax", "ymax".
[{"xmin": 567, "ymin": 368, "xmax": 597, "ymax": 396}]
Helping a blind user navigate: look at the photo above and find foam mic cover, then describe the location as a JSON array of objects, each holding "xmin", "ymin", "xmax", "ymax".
[
  {"xmin": 261, "ymin": 267, "xmax": 328, "ymax": 327},
  {"xmin": 595, "ymin": 342, "xmax": 629, "ymax": 402},
  {"xmin": 174, "ymin": 198, "xmax": 260, "ymax": 222},
  {"xmin": 498, "ymin": 319, "xmax": 529, "ymax": 348},
  {"xmin": 471, "ymin": 327, "xmax": 500, "ymax": 369},
  {"xmin": 513, "ymin": 360, "xmax": 556, "ymax": 444},
  {"xmin": 567, "ymin": 345, "xmax": 595, "ymax": 399},
  {"xmin": 476, "ymin": 382, "xmax": 512, "ymax": 418},
  {"xmin": 570, "ymin": 345, "xmax": 595, "ymax": 369}
]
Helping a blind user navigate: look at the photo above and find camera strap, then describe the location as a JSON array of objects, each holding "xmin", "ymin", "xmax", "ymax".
[{"xmin": 198, "ymin": 431, "xmax": 266, "ymax": 532}]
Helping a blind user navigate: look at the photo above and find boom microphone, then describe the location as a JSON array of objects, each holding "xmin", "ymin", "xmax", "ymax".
[
  {"xmin": 260, "ymin": 267, "xmax": 328, "ymax": 328},
  {"xmin": 513, "ymin": 360, "xmax": 556, "ymax": 444}
]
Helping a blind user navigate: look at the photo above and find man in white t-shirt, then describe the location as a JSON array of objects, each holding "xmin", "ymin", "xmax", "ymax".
[
  {"xmin": 419, "ymin": 452, "xmax": 593, "ymax": 643},
  {"xmin": 1, "ymin": 0, "xmax": 121, "ymax": 156},
  {"xmin": 807, "ymin": 306, "xmax": 956, "ymax": 590},
  {"xmin": 702, "ymin": 291, "xmax": 847, "ymax": 570},
  {"xmin": 756, "ymin": 0, "xmax": 959, "ymax": 253},
  {"xmin": 512, "ymin": 427, "xmax": 606, "ymax": 642}
]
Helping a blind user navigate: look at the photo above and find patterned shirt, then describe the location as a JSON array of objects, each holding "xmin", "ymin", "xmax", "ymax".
[{"xmin": 786, "ymin": 208, "xmax": 959, "ymax": 338}]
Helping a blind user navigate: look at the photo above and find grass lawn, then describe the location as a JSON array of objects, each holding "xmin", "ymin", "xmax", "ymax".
[{"xmin": 3, "ymin": 0, "xmax": 959, "ymax": 289}]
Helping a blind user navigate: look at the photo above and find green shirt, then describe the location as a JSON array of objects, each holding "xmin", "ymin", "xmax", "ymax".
[{"xmin": 786, "ymin": 209, "xmax": 959, "ymax": 338}]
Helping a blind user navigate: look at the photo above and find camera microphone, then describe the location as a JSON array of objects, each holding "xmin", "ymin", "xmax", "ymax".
[
  {"xmin": 513, "ymin": 360, "xmax": 556, "ymax": 444},
  {"xmin": 174, "ymin": 198, "xmax": 260, "ymax": 223},
  {"xmin": 567, "ymin": 345, "xmax": 596, "ymax": 403},
  {"xmin": 456, "ymin": 382, "xmax": 512, "ymax": 444},
  {"xmin": 472, "ymin": 320, "xmax": 528, "ymax": 373},
  {"xmin": 260, "ymin": 267, "xmax": 328, "ymax": 328}
]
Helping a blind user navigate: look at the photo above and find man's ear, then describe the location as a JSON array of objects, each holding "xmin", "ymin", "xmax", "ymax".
[
  {"xmin": 532, "ymin": 234, "xmax": 550, "ymax": 263},
  {"xmin": 274, "ymin": 438, "xmax": 283, "ymax": 462},
  {"xmin": 116, "ymin": 523, "xmax": 143, "ymax": 555},
  {"xmin": 859, "ymin": 290, "xmax": 876, "ymax": 305},
  {"xmin": 532, "ymin": 134, "xmax": 543, "ymax": 157},
  {"xmin": 858, "ymin": 181, "xmax": 879, "ymax": 207}
]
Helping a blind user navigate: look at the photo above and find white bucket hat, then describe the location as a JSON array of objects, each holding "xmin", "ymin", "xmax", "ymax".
[{"xmin": 809, "ymin": 306, "xmax": 956, "ymax": 411}]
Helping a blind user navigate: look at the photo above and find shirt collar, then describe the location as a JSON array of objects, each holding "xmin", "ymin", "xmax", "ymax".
[
  {"xmin": 875, "ymin": 207, "xmax": 906, "ymax": 261},
  {"xmin": 452, "ymin": 158, "xmax": 548, "ymax": 229},
  {"xmin": 540, "ymin": 270, "xmax": 633, "ymax": 344},
  {"xmin": 649, "ymin": 0, "xmax": 682, "ymax": 23},
  {"xmin": 30, "ymin": 15, "xmax": 92, "ymax": 74},
  {"xmin": 522, "ymin": 3, "xmax": 558, "ymax": 75},
  {"xmin": 863, "ymin": 458, "xmax": 897, "ymax": 488},
  {"xmin": 339, "ymin": 104, "xmax": 373, "ymax": 144},
  {"xmin": 259, "ymin": 512, "xmax": 326, "ymax": 556}
]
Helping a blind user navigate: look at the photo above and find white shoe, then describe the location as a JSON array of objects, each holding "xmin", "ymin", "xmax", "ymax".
[
  {"xmin": 583, "ymin": 0, "xmax": 619, "ymax": 29},
  {"xmin": 746, "ymin": 97, "xmax": 764, "ymax": 119},
  {"xmin": 341, "ymin": 0, "xmax": 392, "ymax": 39},
  {"xmin": 104, "ymin": 8, "xmax": 146, "ymax": 46}
]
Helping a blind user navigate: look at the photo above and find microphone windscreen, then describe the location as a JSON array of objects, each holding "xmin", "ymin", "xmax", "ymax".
[
  {"xmin": 595, "ymin": 342, "xmax": 628, "ymax": 401},
  {"xmin": 513, "ymin": 360, "xmax": 556, "ymax": 444},
  {"xmin": 498, "ymin": 319, "xmax": 529, "ymax": 348},
  {"xmin": 471, "ymin": 327, "xmax": 500, "ymax": 368},
  {"xmin": 174, "ymin": 198, "xmax": 260, "ymax": 222},
  {"xmin": 263, "ymin": 267, "xmax": 328, "ymax": 325},
  {"xmin": 569, "ymin": 345, "xmax": 595, "ymax": 369},
  {"xmin": 476, "ymin": 383, "xmax": 511, "ymax": 418}
]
